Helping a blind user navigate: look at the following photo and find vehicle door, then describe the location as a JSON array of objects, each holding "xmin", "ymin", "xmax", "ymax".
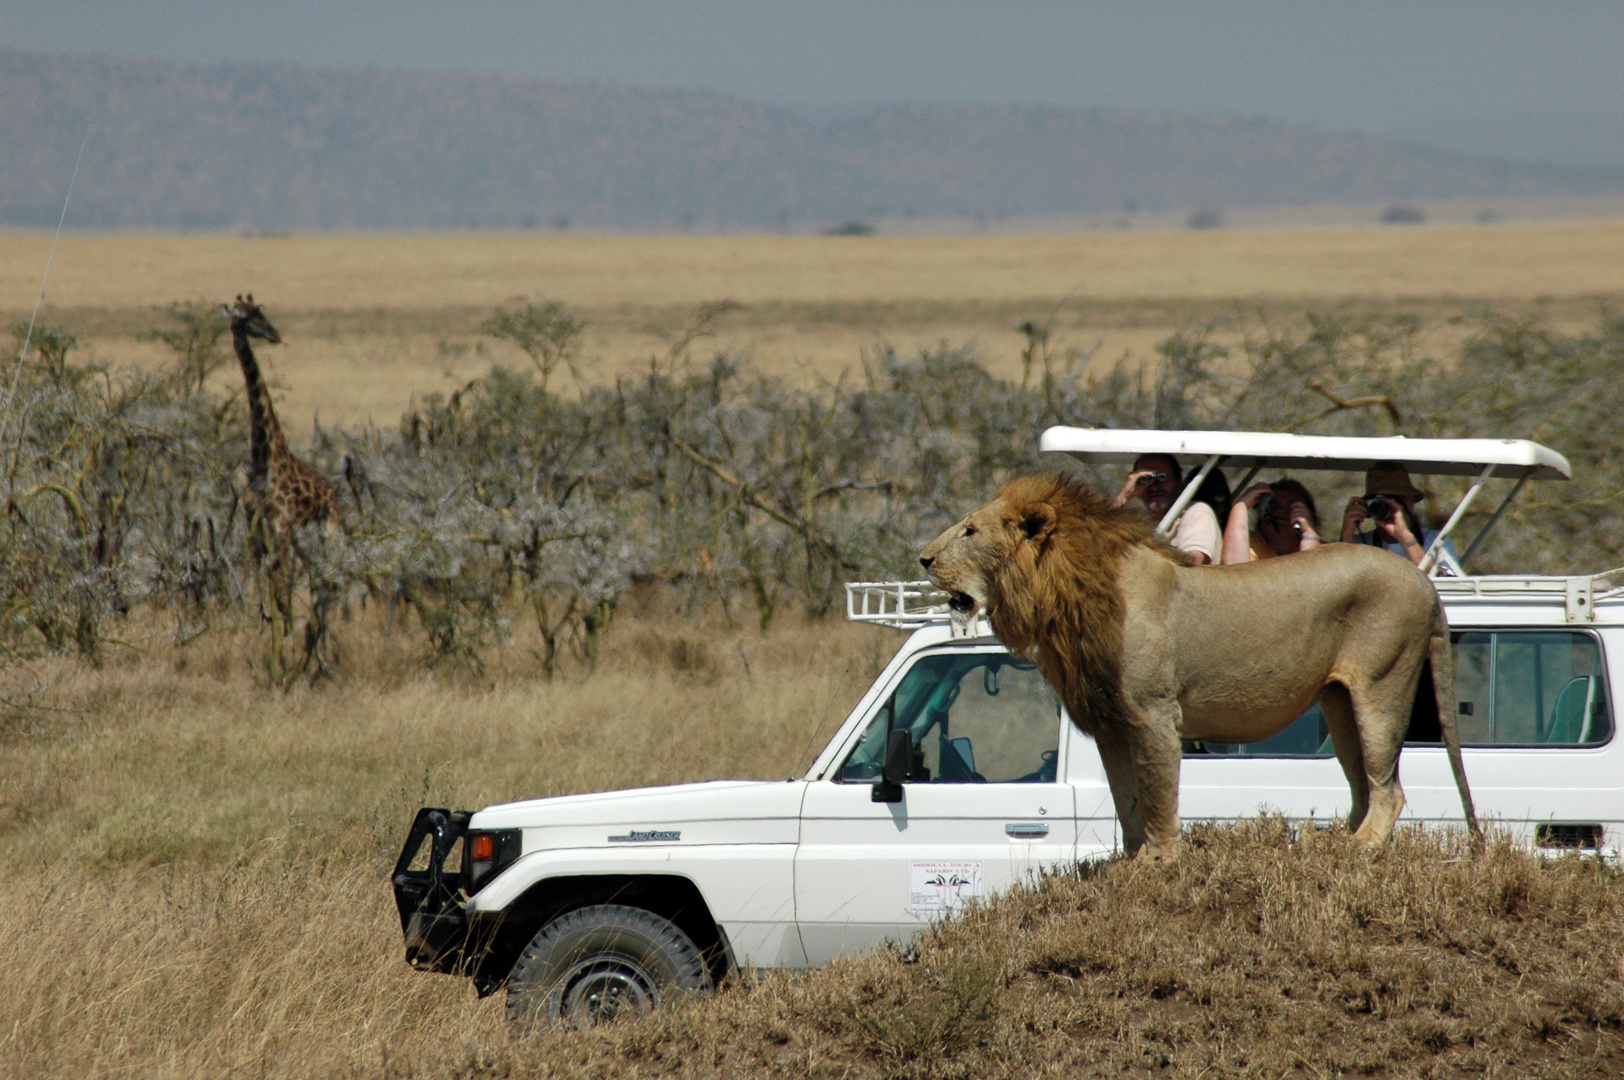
[
  {"xmin": 1400, "ymin": 629, "xmax": 1617, "ymax": 852},
  {"xmin": 794, "ymin": 647, "xmax": 1082, "ymax": 963},
  {"xmin": 1177, "ymin": 628, "xmax": 1620, "ymax": 849}
]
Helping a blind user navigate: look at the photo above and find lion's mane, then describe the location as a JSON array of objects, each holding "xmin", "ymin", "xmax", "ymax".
[{"xmin": 986, "ymin": 473, "xmax": 1178, "ymax": 736}]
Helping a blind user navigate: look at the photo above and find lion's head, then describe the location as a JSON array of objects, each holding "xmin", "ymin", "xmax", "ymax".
[
  {"xmin": 919, "ymin": 473, "xmax": 1171, "ymax": 732},
  {"xmin": 917, "ymin": 474, "xmax": 1057, "ymax": 627}
]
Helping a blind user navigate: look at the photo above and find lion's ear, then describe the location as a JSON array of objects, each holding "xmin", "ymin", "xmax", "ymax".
[{"xmin": 1019, "ymin": 502, "xmax": 1057, "ymax": 546}]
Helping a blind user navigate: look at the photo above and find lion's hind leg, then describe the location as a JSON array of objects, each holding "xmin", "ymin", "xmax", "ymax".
[
  {"xmin": 1342, "ymin": 678, "xmax": 1412, "ymax": 846},
  {"xmin": 1320, "ymin": 681, "xmax": 1370, "ymax": 832}
]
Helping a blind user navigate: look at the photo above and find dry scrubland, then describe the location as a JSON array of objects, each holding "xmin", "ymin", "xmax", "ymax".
[
  {"xmin": 2, "ymin": 224, "xmax": 1622, "ymax": 434},
  {"xmin": 4, "ymin": 225, "xmax": 1624, "ymax": 1077},
  {"xmin": 3, "ymin": 615, "xmax": 1624, "ymax": 1078}
]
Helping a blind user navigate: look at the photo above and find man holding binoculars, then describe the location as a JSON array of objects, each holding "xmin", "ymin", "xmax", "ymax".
[
  {"xmin": 1340, "ymin": 460, "xmax": 1456, "ymax": 568},
  {"xmin": 1111, "ymin": 453, "xmax": 1223, "ymax": 564}
]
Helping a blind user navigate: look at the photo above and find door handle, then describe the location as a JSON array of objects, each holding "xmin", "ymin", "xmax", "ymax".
[{"xmin": 1005, "ymin": 823, "xmax": 1049, "ymax": 839}]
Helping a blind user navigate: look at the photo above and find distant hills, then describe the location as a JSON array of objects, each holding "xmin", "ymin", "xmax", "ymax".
[{"xmin": 3, "ymin": 48, "xmax": 1621, "ymax": 232}]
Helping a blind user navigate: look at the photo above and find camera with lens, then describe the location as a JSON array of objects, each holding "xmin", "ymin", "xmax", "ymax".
[
  {"xmin": 1256, "ymin": 491, "xmax": 1304, "ymax": 533},
  {"xmin": 1363, "ymin": 495, "xmax": 1397, "ymax": 523}
]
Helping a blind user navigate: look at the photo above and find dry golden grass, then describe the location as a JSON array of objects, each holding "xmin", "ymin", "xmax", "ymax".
[
  {"xmin": 3, "ymin": 225, "xmax": 1622, "ymax": 432},
  {"xmin": 7, "ymin": 225, "xmax": 1624, "ymax": 310},
  {"xmin": 0, "ymin": 608, "xmax": 885, "ymax": 1077},
  {"xmin": 4, "ymin": 608, "xmax": 1624, "ymax": 1078},
  {"xmin": 0, "ymin": 609, "xmax": 887, "ymax": 871}
]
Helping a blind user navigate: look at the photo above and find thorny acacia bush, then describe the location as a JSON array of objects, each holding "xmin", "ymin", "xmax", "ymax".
[
  {"xmin": 0, "ymin": 319, "xmax": 246, "ymax": 667},
  {"xmin": 3, "ymin": 304, "xmax": 1622, "ymax": 677}
]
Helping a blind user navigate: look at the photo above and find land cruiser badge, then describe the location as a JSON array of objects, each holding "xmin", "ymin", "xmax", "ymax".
[{"xmin": 608, "ymin": 829, "xmax": 681, "ymax": 843}]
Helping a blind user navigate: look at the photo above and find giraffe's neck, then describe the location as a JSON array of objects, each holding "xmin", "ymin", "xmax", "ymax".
[{"xmin": 232, "ymin": 325, "xmax": 291, "ymax": 488}]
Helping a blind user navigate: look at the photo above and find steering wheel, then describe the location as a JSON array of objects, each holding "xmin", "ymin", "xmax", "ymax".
[{"xmin": 1014, "ymin": 749, "xmax": 1058, "ymax": 784}]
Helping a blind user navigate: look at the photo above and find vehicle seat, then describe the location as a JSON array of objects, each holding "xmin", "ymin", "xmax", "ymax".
[
  {"xmin": 937, "ymin": 735, "xmax": 984, "ymax": 782},
  {"xmin": 1544, "ymin": 677, "xmax": 1595, "ymax": 744}
]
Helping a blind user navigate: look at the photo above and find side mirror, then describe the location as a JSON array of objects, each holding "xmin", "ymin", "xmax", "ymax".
[{"xmin": 871, "ymin": 729, "xmax": 911, "ymax": 803}]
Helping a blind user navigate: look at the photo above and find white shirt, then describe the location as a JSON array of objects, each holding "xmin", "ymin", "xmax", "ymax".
[{"xmin": 1167, "ymin": 501, "xmax": 1222, "ymax": 564}]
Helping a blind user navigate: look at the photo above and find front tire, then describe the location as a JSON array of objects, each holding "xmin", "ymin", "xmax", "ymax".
[{"xmin": 505, "ymin": 904, "xmax": 710, "ymax": 1030}]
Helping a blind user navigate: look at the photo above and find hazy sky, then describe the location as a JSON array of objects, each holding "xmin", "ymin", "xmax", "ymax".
[{"xmin": 5, "ymin": 1, "xmax": 1621, "ymax": 166}]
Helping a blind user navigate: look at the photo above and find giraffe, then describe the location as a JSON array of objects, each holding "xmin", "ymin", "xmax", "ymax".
[
  {"xmin": 224, "ymin": 294, "xmax": 342, "ymax": 548},
  {"xmin": 225, "ymin": 295, "xmax": 346, "ymax": 683}
]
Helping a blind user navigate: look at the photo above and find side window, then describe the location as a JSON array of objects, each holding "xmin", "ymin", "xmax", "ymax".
[
  {"xmin": 1189, "ymin": 631, "xmax": 1613, "ymax": 756},
  {"xmin": 1450, "ymin": 631, "xmax": 1611, "ymax": 747},
  {"xmin": 840, "ymin": 702, "xmax": 892, "ymax": 782},
  {"xmin": 838, "ymin": 652, "xmax": 1062, "ymax": 784}
]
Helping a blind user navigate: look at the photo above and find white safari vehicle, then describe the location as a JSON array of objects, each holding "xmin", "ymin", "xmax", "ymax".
[{"xmin": 393, "ymin": 429, "xmax": 1623, "ymax": 1027}]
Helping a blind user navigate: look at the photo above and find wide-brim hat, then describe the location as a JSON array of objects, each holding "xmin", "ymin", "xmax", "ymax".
[{"xmin": 1364, "ymin": 460, "xmax": 1424, "ymax": 501}]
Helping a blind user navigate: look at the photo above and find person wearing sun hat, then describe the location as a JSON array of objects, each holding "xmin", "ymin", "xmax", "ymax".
[{"xmin": 1340, "ymin": 460, "xmax": 1456, "ymax": 570}]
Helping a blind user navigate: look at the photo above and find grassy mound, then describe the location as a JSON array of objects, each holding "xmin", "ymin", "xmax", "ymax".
[{"xmin": 489, "ymin": 821, "xmax": 1624, "ymax": 1079}]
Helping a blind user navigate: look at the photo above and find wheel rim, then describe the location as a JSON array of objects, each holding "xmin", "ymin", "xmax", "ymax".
[{"xmin": 558, "ymin": 957, "xmax": 658, "ymax": 1027}]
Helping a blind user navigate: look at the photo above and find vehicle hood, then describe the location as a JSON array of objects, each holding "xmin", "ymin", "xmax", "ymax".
[{"xmin": 469, "ymin": 780, "xmax": 806, "ymax": 848}]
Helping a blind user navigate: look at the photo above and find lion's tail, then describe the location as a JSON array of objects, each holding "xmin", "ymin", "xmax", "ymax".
[{"xmin": 1432, "ymin": 598, "xmax": 1481, "ymax": 844}]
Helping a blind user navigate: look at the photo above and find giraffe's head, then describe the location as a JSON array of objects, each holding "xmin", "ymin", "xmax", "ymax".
[{"xmin": 223, "ymin": 294, "xmax": 281, "ymax": 344}]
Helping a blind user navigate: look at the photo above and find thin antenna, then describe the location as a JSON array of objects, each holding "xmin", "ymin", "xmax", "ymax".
[
  {"xmin": 790, "ymin": 661, "xmax": 855, "ymax": 780},
  {"xmin": 2, "ymin": 122, "xmax": 92, "ymax": 424}
]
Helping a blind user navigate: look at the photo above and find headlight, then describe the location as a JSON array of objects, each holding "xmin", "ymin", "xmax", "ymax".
[{"xmin": 464, "ymin": 829, "xmax": 522, "ymax": 892}]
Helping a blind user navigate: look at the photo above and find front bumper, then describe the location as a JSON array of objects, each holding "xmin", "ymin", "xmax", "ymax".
[{"xmin": 392, "ymin": 806, "xmax": 473, "ymax": 971}]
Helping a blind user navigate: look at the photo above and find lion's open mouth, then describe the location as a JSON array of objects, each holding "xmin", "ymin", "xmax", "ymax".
[{"xmin": 946, "ymin": 591, "xmax": 977, "ymax": 616}]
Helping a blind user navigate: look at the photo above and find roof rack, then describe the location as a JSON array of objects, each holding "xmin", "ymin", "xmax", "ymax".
[
  {"xmin": 1433, "ymin": 571, "xmax": 1624, "ymax": 623},
  {"xmin": 846, "ymin": 569, "xmax": 1624, "ymax": 633},
  {"xmin": 845, "ymin": 580, "xmax": 992, "ymax": 637},
  {"xmin": 1041, "ymin": 427, "xmax": 1571, "ymax": 578}
]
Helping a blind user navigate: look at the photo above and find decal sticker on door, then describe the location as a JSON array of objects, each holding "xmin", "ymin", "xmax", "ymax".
[{"xmin": 909, "ymin": 860, "xmax": 985, "ymax": 914}]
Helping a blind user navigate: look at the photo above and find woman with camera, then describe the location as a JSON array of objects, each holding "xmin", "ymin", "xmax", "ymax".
[
  {"xmin": 1339, "ymin": 461, "xmax": 1456, "ymax": 569},
  {"xmin": 1221, "ymin": 479, "xmax": 1322, "ymax": 564}
]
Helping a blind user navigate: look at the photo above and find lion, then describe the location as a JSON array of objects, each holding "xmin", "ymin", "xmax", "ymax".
[{"xmin": 919, "ymin": 473, "xmax": 1479, "ymax": 861}]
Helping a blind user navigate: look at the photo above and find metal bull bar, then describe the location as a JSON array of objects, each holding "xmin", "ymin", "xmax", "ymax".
[{"xmin": 392, "ymin": 806, "xmax": 473, "ymax": 970}]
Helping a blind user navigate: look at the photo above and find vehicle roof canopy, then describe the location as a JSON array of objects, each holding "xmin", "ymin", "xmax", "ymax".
[
  {"xmin": 1039, "ymin": 427, "xmax": 1570, "ymax": 577},
  {"xmin": 1039, "ymin": 428, "xmax": 1570, "ymax": 481}
]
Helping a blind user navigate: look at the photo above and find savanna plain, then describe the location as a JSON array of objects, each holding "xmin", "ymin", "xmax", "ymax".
[{"xmin": 4, "ymin": 226, "xmax": 1624, "ymax": 1078}]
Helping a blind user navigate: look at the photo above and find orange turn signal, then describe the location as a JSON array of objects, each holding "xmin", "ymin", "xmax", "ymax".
[{"xmin": 470, "ymin": 834, "xmax": 494, "ymax": 861}]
